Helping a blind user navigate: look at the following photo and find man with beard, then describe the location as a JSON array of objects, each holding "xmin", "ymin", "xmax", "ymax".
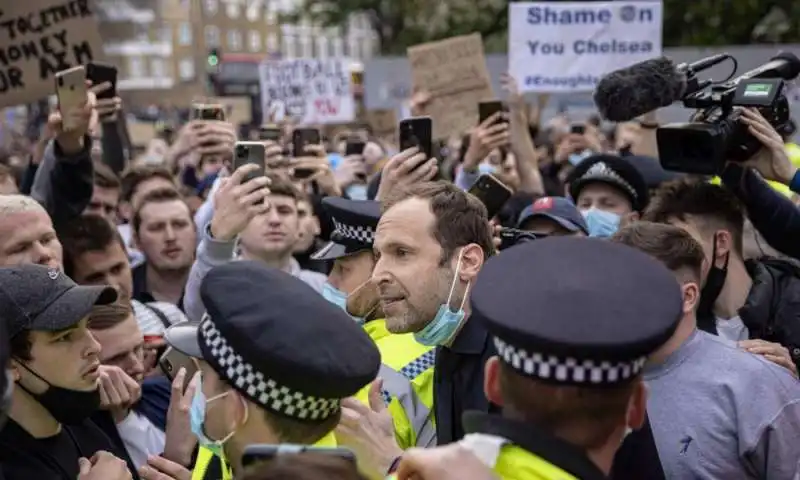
[{"xmin": 0, "ymin": 264, "xmax": 134, "ymax": 479}]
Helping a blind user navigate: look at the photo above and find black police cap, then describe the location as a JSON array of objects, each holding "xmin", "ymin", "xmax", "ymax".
[
  {"xmin": 567, "ymin": 154, "xmax": 649, "ymax": 212},
  {"xmin": 312, "ymin": 196, "xmax": 381, "ymax": 261},
  {"xmin": 471, "ymin": 237, "xmax": 682, "ymax": 386},
  {"xmin": 167, "ymin": 261, "xmax": 381, "ymax": 422}
]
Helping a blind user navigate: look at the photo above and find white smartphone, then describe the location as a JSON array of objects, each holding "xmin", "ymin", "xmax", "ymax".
[{"xmin": 54, "ymin": 66, "xmax": 88, "ymax": 132}]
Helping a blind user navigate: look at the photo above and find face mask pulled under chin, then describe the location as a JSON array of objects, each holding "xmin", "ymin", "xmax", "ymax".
[
  {"xmin": 14, "ymin": 360, "xmax": 101, "ymax": 425},
  {"xmin": 414, "ymin": 249, "xmax": 470, "ymax": 347},
  {"xmin": 699, "ymin": 234, "xmax": 729, "ymax": 315}
]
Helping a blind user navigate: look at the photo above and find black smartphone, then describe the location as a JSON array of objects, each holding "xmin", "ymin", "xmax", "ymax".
[
  {"xmin": 233, "ymin": 142, "xmax": 266, "ymax": 183},
  {"xmin": 242, "ymin": 444, "xmax": 357, "ymax": 468},
  {"xmin": 570, "ymin": 123, "xmax": 586, "ymax": 135},
  {"xmin": 468, "ymin": 173, "xmax": 513, "ymax": 219},
  {"xmin": 158, "ymin": 347, "xmax": 197, "ymax": 392},
  {"xmin": 399, "ymin": 116, "xmax": 433, "ymax": 161},
  {"xmin": 498, "ymin": 228, "xmax": 541, "ymax": 250},
  {"xmin": 479, "ymin": 101, "xmax": 506, "ymax": 125},
  {"xmin": 86, "ymin": 62, "xmax": 117, "ymax": 99},
  {"xmin": 192, "ymin": 103, "xmax": 226, "ymax": 121},
  {"xmin": 345, "ymin": 139, "xmax": 366, "ymax": 156},
  {"xmin": 259, "ymin": 124, "xmax": 282, "ymax": 142},
  {"xmin": 291, "ymin": 128, "xmax": 321, "ymax": 179}
]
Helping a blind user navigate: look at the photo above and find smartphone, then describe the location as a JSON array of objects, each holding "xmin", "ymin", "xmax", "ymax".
[
  {"xmin": 570, "ymin": 123, "xmax": 586, "ymax": 135},
  {"xmin": 192, "ymin": 103, "xmax": 226, "ymax": 121},
  {"xmin": 399, "ymin": 116, "xmax": 433, "ymax": 161},
  {"xmin": 498, "ymin": 228, "xmax": 540, "ymax": 250},
  {"xmin": 242, "ymin": 444, "xmax": 357, "ymax": 468},
  {"xmin": 54, "ymin": 66, "xmax": 88, "ymax": 132},
  {"xmin": 292, "ymin": 128, "xmax": 321, "ymax": 179},
  {"xmin": 468, "ymin": 173, "xmax": 513, "ymax": 219},
  {"xmin": 85, "ymin": 62, "xmax": 117, "ymax": 99},
  {"xmin": 258, "ymin": 124, "xmax": 282, "ymax": 142},
  {"xmin": 158, "ymin": 347, "xmax": 197, "ymax": 391},
  {"xmin": 479, "ymin": 101, "xmax": 506, "ymax": 125},
  {"xmin": 233, "ymin": 142, "xmax": 266, "ymax": 183},
  {"xmin": 345, "ymin": 139, "xmax": 366, "ymax": 156}
]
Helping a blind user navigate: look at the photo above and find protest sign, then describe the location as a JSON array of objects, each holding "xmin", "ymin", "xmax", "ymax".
[
  {"xmin": 509, "ymin": 1, "xmax": 663, "ymax": 93},
  {"xmin": 0, "ymin": 0, "xmax": 103, "ymax": 108},
  {"xmin": 407, "ymin": 34, "xmax": 493, "ymax": 139},
  {"xmin": 259, "ymin": 58, "xmax": 355, "ymax": 125}
]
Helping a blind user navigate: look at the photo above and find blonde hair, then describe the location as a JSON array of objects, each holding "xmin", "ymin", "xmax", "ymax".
[{"xmin": 0, "ymin": 194, "xmax": 47, "ymax": 216}]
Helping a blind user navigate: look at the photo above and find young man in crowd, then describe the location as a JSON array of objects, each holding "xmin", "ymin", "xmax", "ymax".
[
  {"xmin": 131, "ymin": 188, "xmax": 197, "ymax": 305},
  {"xmin": 516, "ymin": 196, "xmax": 588, "ymax": 237},
  {"xmin": 86, "ymin": 161, "xmax": 121, "ymax": 224},
  {"xmin": 566, "ymin": 154, "xmax": 649, "ymax": 238},
  {"xmin": 644, "ymin": 179, "xmax": 800, "ymax": 375},
  {"xmin": 0, "ymin": 264, "xmax": 134, "ymax": 479},
  {"xmin": 612, "ymin": 221, "xmax": 800, "ymax": 479},
  {"xmin": 0, "ymin": 195, "xmax": 62, "ymax": 269}
]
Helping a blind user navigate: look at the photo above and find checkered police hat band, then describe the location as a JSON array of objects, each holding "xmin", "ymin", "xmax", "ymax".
[
  {"xmin": 332, "ymin": 218, "xmax": 375, "ymax": 244},
  {"xmin": 493, "ymin": 337, "xmax": 647, "ymax": 385},
  {"xmin": 580, "ymin": 162, "xmax": 637, "ymax": 201},
  {"xmin": 200, "ymin": 316, "xmax": 340, "ymax": 421}
]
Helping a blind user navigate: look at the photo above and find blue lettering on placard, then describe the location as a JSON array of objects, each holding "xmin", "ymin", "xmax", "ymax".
[
  {"xmin": 574, "ymin": 40, "xmax": 654, "ymax": 55},
  {"xmin": 527, "ymin": 6, "xmax": 612, "ymax": 25},
  {"xmin": 527, "ymin": 41, "xmax": 564, "ymax": 55},
  {"xmin": 524, "ymin": 74, "xmax": 600, "ymax": 89}
]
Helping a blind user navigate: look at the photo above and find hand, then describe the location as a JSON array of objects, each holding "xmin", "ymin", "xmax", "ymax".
[
  {"xmin": 376, "ymin": 148, "xmax": 437, "ymax": 202},
  {"xmin": 78, "ymin": 451, "xmax": 133, "ymax": 480},
  {"xmin": 739, "ymin": 339, "xmax": 798, "ymax": 378},
  {"xmin": 194, "ymin": 120, "xmax": 237, "ymax": 157},
  {"xmin": 335, "ymin": 155, "xmax": 368, "ymax": 189},
  {"xmin": 292, "ymin": 144, "xmax": 340, "ymax": 195},
  {"xmin": 491, "ymin": 222, "xmax": 502, "ymax": 251},
  {"xmin": 138, "ymin": 455, "xmax": 192, "ymax": 480},
  {"xmin": 500, "ymin": 73, "xmax": 525, "ymax": 112},
  {"xmin": 92, "ymin": 83, "xmax": 122, "ymax": 123},
  {"xmin": 262, "ymin": 140, "xmax": 287, "ymax": 170},
  {"xmin": 741, "ymin": 108, "xmax": 797, "ymax": 185},
  {"xmin": 553, "ymin": 134, "xmax": 586, "ymax": 164},
  {"xmin": 335, "ymin": 379, "xmax": 402, "ymax": 477},
  {"xmin": 98, "ymin": 365, "xmax": 142, "ymax": 422},
  {"xmin": 396, "ymin": 444, "xmax": 499, "ymax": 480},
  {"xmin": 209, "ymin": 163, "xmax": 271, "ymax": 241},
  {"xmin": 463, "ymin": 113, "xmax": 510, "ymax": 170},
  {"xmin": 162, "ymin": 368, "xmax": 199, "ymax": 467}
]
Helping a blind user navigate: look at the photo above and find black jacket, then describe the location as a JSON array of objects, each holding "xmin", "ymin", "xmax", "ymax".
[{"xmin": 698, "ymin": 258, "xmax": 800, "ymax": 370}]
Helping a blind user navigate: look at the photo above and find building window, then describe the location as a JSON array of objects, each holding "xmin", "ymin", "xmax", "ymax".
[
  {"xmin": 246, "ymin": 4, "xmax": 260, "ymax": 21},
  {"xmin": 204, "ymin": 0, "xmax": 218, "ymax": 15},
  {"xmin": 205, "ymin": 25, "xmax": 220, "ymax": 46},
  {"xmin": 316, "ymin": 36, "xmax": 328, "ymax": 58},
  {"xmin": 333, "ymin": 37, "xmax": 344, "ymax": 57},
  {"xmin": 266, "ymin": 32, "xmax": 279, "ymax": 53},
  {"xmin": 150, "ymin": 59, "xmax": 166, "ymax": 78},
  {"xmin": 178, "ymin": 22, "xmax": 192, "ymax": 45},
  {"xmin": 129, "ymin": 57, "xmax": 145, "ymax": 78},
  {"xmin": 225, "ymin": 2, "xmax": 240, "ymax": 19},
  {"xmin": 160, "ymin": 26, "xmax": 172, "ymax": 43},
  {"xmin": 300, "ymin": 33, "xmax": 312, "ymax": 58},
  {"xmin": 248, "ymin": 31, "xmax": 261, "ymax": 52},
  {"xmin": 179, "ymin": 58, "xmax": 195, "ymax": 81},
  {"xmin": 282, "ymin": 34, "xmax": 295, "ymax": 58},
  {"xmin": 227, "ymin": 29, "xmax": 243, "ymax": 51},
  {"xmin": 265, "ymin": 0, "xmax": 277, "ymax": 22}
]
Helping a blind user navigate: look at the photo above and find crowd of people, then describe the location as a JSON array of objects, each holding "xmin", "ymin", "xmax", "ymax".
[{"xmin": 0, "ymin": 60, "xmax": 799, "ymax": 480}]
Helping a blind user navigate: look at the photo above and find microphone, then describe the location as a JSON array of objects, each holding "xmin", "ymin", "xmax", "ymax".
[
  {"xmin": 734, "ymin": 51, "xmax": 800, "ymax": 82},
  {"xmin": 593, "ymin": 57, "xmax": 687, "ymax": 122}
]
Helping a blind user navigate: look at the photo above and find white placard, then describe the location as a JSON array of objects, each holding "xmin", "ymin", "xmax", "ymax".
[
  {"xmin": 509, "ymin": 1, "xmax": 663, "ymax": 93},
  {"xmin": 259, "ymin": 58, "xmax": 355, "ymax": 125}
]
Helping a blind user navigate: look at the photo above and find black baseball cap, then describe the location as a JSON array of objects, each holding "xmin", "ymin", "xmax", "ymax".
[{"xmin": 0, "ymin": 264, "xmax": 118, "ymax": 338}]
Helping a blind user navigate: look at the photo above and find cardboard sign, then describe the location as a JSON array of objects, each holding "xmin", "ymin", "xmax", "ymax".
[
  {"xmin": 366, "ymin": 108, "xmax": 397, "ymax": 138},
  {"xmin": 259, "ymin": 58, "xmax": 355, "ymax": 125},
  {"xmin": 208, "ymin": 96, "xmax": 252, "ymax": 125},
  {"xmin": 407, "ymin": 34, "xmax": 494, "ymax": 139},
  {"xmin": 0, "ymin": 0, "xmax": 103, "ymax": 108}
]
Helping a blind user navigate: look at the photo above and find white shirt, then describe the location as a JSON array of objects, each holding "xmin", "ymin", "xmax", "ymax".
[
  {"xmin": 116, "ymin": 411, "xmax": 166, "ymax": 469},
  {"xmin": 715, "ymin": 315, "xmax": 750, "ymax": 343}
]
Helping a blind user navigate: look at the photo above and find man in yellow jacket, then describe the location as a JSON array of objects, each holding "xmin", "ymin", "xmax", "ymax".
[
  {"xmin": 313, "ymin": 197, "xmax": 436, "ymax": 450},
  {"xmin": 160, "ymin": 261, "xmax": 380, "ymax": 479}
]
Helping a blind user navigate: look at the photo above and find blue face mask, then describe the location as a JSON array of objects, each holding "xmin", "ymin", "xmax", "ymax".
[
  {"xmin": 568, "ymin": 149, "xmax": 593, "ymax": 166},
  {"xmin": 190, "ymin": 377, "xmax": 241, "ymax": 458},
  {"xmin": 322, "ymin": 281, "xmax": 374, "ymax": 325},
  {"xmin": 414, "ymin": 249, "xmax": 470, "ymax": 347},
  {"xmin": 582, "ymin": 208, "xmax": 621, "ymax": 238},
  {"xmin": 345, "ymin": 183, "xmax": 368, "ymax": 200}
]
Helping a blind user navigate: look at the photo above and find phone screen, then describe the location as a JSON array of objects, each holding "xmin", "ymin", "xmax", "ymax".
[
  {"xmin": 570, "ymin": 124, "xmax": 586, "ymax": 135},
  {"xmin": 399, "ymin": 117, "xmax": 433, "ymax": 161},
  {"xmin": 468, "ymin": 174, "xmax": 513, "ymax": 219},
  {"xmin": 479, "ymin": 101, "xmax": 505, "ymax": 125},
  {"xmin": 345, "ymin": 141, "xmax": 366, "ymax": 156}
]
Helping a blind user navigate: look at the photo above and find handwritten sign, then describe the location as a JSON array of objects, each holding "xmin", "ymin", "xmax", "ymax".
[
  {"xmin": 0, "ymin": 0, "xmax": 103, "ymax": 108},
  {"xmin": 259, "ymin": 58, "xmax": 355, "ymax": 125},
  {"xmin": 407, "ymin": 34, "xmax": 493, "ymax": 139},
  {"xmin": 509, "ymin": 2, "xmax": 663, "ymax": 93}
]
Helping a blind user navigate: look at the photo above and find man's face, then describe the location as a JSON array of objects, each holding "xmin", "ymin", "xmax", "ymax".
[
  {"xmin": 91, "ymin": 314, "xmax": 145, "ymax": 384},
  {"xmin": 520, "ymin": 217, "xmax": 583, "ymax": 237},
  {"xmin": 240, "ymin": 194, "xmax": 299, "ymax": 259},
  {"xmin": 576, "ymin": 183, "xmax": 633, "ymax": 216},
  {"xmin": 329, "ymin": 251, "xmax": 379, "ymax": 317},
  {"xmin": 293, "ymin": 199, "xmax": 320, "ymax": 254},
  {"xmin": 0, "ymin": 208, "xmax": 63, "ymax": 269},
  {"xmin": 135, "ymin": 200, "xmax": 196, "ymax": 272},
  {"xmin": 373, "ymin": 197, "xmax": 456, "ymax": 334},
  {"xmin": 70, "ymin": 241, "xmax": 133, "ymax": 302},
  {"xmin": 85, "ymin": 186, "xmax": 120, "ymax": 224},
  {"xmin": 16, "ymin": 318, "xmax": 102, "ymax": 393}
]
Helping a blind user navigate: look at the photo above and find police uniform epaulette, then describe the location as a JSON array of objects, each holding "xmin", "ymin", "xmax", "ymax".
[
  {"xmin": 165, "ymin": 260, "xmax": 381, "ymax": 422},
  {"xmin": 312, "ymin": 196, "xmax": 382, "ymax": 261},
  {"xmin": 471, "ymin": 237, "xmax": 682, "ymax": 386}
]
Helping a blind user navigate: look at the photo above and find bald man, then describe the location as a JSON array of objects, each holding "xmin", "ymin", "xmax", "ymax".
[{"xmin": 0, "ymin": 195, "xmax": 63, "ymax": 269}]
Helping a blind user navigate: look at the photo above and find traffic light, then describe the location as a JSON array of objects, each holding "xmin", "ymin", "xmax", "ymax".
[{"xmin": 207, "ymin": 48, "xmax": 221, "ymax": 70}]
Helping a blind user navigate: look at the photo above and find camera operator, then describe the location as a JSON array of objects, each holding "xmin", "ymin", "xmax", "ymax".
[
  {"xmin": 644, "ymin": 177, "xmax": 800, "ymax": 376},
  {"xmin": 719, "ymin": 109, "xmax": 800, "ymax": 260}
]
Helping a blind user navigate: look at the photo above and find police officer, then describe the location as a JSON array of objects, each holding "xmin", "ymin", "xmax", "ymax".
[
  {"xmin": 313, "ymin": 197, "xmax": 436, "ymax": 449},
  {"xmin": 394, "ymin": 238, "xmax": 682, "ymax": 479},
  {"xmin": 157, "ymin": 261, "xmax": 380, "ymax": 479}
]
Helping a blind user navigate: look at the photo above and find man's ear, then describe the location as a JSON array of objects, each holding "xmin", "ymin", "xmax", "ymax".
[
  {"xmin": 682, "ymin": 281, "xmax": 700, "ymax": 315},
  {"xmin": 458, "ymin": 243, "xmax": 484, "ymax": 283},
  {"xmin": 715, "ymin": 230, "xmax": 734, "ymax": 259},
  {"xmin": 483, "ymin": 357, "xmax": 503, "ymax": 407}
]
